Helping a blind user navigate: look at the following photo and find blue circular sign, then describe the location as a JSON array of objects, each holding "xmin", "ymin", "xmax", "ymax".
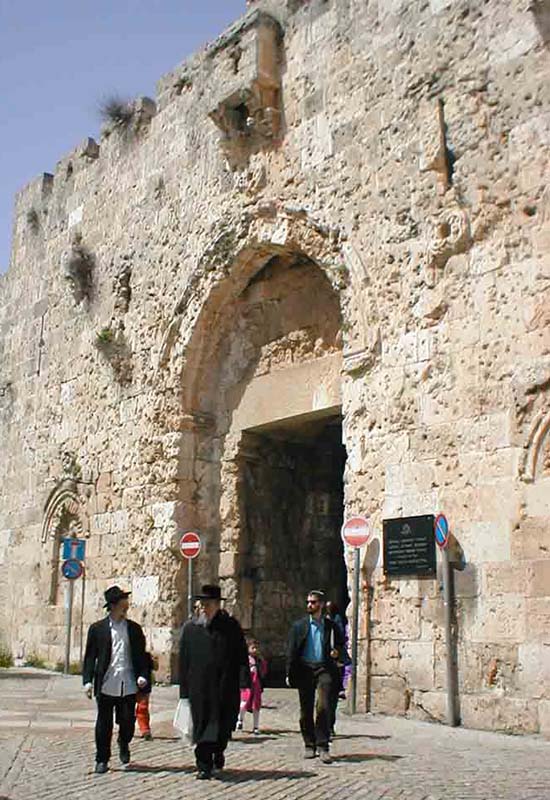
[
  {"xmin": 434, "ymin": 514, "xmax": 449, "ymax": 548},
  {"xmin": 61, "ymin": 558, "xmax": 83, "ymax": 580}
]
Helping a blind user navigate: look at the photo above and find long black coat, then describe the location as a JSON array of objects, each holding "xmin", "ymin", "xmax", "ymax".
[
  {"xmin": 179, "ymin": 611, "xmax": 250, "ymax": 744},
  {"xmin": 286, "ymin": 615, "xmax": 344, "ymax": 688},
  {"xmin": 82, "ymin": 616, "xmax": 147, "ymax": 697}
]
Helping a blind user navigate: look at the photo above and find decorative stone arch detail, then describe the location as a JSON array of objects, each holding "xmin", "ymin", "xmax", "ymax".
[
  {"xmin": 158, "ymin": 206, "xmax": 380, "ymax": 386},
  {"xmin": 41, "ymin": 473, "xmax": 88, "ymax": 605},
  {"xmin": 520, "ymin": 409, "xmax": 550, "ymax": 483},
  {"xmin": 41, "ymin": 482, "xmax": 85, "ymax": 543}
]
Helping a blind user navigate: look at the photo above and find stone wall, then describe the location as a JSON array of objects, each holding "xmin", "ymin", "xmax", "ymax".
[{"xmin": 0, "ymin": 0, "xmax": 549, "ymax": 733}]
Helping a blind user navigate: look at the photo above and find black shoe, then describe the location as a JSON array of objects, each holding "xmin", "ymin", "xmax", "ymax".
[
  {"xmin": 119, "ymin": 744, "xmax": 130, "ymax": 767},
  {"xmin": 213, "ymin": 753, "xmax": 225, "ymax": 771},
  {"xmin": 196, "ymin": 769, "xmax": 212, "ymax": 780},
  {"xmin": 142, "ymin": 732, "xmax": 152, "ymax": 741},
  {"xmin": 303, "ymin": 746, "xmax": 317, "ymax": 759},
  {"xmin": 95, "ymin": 762, "xmax": 108, "ymax": 774}
]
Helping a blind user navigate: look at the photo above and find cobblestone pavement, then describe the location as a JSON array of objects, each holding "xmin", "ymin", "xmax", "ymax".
[{"xmin": 0, "ymin": 669, "xmax": 549, "ymax": 800}]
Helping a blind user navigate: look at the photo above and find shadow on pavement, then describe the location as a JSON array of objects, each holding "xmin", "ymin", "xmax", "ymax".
[
  {"xmin": 139, "ymin": 735, "xmax": 181, "ymax": 742},
  {"xmin": 333, "ymin": 753, "xmax": 402, "ymax": 763},
  {"xmin": 334, "ymin": 734, "xmax": 392, "ymax": 741},
  {"xmin": 217, "ymin": 768, "xmax": 317, "ymax": 783},
  {"xmin": 0, "ymin": 671, "xmax": 50, "ymax": 681},
  {"xmin": 127, "ymin": 764, "xmax": 196, "ymax": 774},
  {"xmin": 232, "ymin": 736, "xmax": 279, "ymax": 744}
]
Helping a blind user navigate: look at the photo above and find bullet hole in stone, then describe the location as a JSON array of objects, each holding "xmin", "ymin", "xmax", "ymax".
[{"xmin": 523, "ymin": 205, "xmax": 537, "ymax": 217}]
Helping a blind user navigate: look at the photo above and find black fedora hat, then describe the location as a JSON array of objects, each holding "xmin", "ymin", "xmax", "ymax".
[
  {"xmin": 194, "ymin": 584, "xmax": 224, "ymax": 601},
  {"xmin": 104, "ymin": 585, "xmax": 131, "ymax": 608}
]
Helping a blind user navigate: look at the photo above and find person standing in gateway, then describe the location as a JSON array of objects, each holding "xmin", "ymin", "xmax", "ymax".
[
  {"xmin": 83, "ymin": 585, "xmax": 148, "ymax": 774},
  {"xmin": 286, "ymin": 589, "xmax": 344, "ymax": 763},
  {"xmin": 179, "ymin": 584, "xmax": 250, "ymax": 780}
]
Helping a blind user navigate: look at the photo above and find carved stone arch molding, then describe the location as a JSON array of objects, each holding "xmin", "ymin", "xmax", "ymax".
[
  {"xmin": 41, "ymin": 451, "xmax": 91, "ymax": 604},
  {"xmin": 520, "ymin": 409, "xmax": 550, "ymax": 483},
  {"xmin": 157, "ymin": 206, "xmax": 380, "ymax": 382},
  {"xmin": 41, "ymin": 482, "xmax": 85, "ymax": 544}
]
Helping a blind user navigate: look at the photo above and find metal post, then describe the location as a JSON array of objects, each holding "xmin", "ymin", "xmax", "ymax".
[
  {"xmin": 442, "ymin": 547, "xmax": 459, "ymax": 726},
  {"xmin": 350, "ymin": 546, "xmax": 361, "ymax": 715},
  {"xmin": 187, "ymin": 558, "xmax": 193, "ymax": 619},
  {"xmin": 79, "ymin": 567, "xmax": 86, "ymax": 668},
  {"xmin": 64, "ymin": 579, "xmax": 74, "ymax": 675}
]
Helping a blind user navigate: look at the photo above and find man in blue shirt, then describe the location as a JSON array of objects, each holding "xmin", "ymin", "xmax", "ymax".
[{"xmin": 286, "ymin": 590, "xmax": 344, "ymax": 762}]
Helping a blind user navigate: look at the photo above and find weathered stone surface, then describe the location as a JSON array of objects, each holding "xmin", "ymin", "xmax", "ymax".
[{"xmin": 0, "ymin": 0, "xmax": 549, "ymax": 736}]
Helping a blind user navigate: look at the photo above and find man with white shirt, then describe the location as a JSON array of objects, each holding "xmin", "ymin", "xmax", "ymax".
[{"xmin": 83, "ymin": 585, "xmax": 148, "ymax": 774}]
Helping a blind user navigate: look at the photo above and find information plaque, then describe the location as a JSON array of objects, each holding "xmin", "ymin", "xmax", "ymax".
[{"xmin": 383, "ymin": 514, "xmax": 436, "ymax": 577}]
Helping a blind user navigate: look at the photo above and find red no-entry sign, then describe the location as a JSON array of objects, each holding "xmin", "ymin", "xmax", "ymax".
[
  {"xmin": 180, "ymin": 531, "xmax": 201, "ymax": 560},
  {"xmin": 342, "ymin": 516, "xmax": 371, "ymax": 548}
]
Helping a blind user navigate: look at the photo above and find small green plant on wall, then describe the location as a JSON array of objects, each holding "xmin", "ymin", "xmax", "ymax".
[{"xmin": 0, "ymin": 643, "xmax": 13, "ymax": 668}]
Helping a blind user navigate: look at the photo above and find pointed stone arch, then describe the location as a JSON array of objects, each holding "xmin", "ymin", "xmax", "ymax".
[
  {"xmin": 521, "ymin": 408, "xmax": 550, "ymax": 483},
  {"xmin": 41, "ymin": 477, "xmax": 88, "ymax": 605}
]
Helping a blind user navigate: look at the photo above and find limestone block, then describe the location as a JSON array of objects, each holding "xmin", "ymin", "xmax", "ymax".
[
  {"xmin": 430, "ymin": 0, "xmax": 453, "ymax": 12},
  {"xmin": 150, "ymin": 626, "xmax": 172, "ymax": 656},
  {"xmin": 409, "ymin": 690, "xmax": 446, "ymax": 722},
  {"xmin": 399, "ymin": 640, "xmax": 435, "ymax": 691},
  {"xmin": 539, "ymin": 699, "xmax": 550, "ymax": 739},
  {"xmin": 525, "ymin": 480, "xmax": 550, "ymax": 517},
  {"xmin": 489, "ymin": 13, "xmax": 542, "ymax": 65},
  {"xmin": 371, "ymin": 596, "xmax": 421, "ymax": 641},
  {"xmin": 90, "ymin": 513, "xmax": 112, "ymax": 535},
  {"xmin": 461, "ymin": 694, "xmax": 538, "ymax": 734},
  {"xmin": 111, "ymin": 509, "xmax": 128, "ymax": 533},
  {"xmin": 150, "ymin": 501, "xmax": 176, "ymax": 529},
  {"xmin": 483, "ymin": 562, "xmax": 528, "ymax": 596},
  {"xmin": 469, "ymin": 596, "xmax": 526, "ymax": 644},
  {"xmin": 517, "ymin": 643, "xmax": 550, "ymax": 698},
  {"xmin": 512, "ymin": 517, "xmax": 550, "ymax": 561},
  {"xmin": 458, "ymin": 521, "xmax": 511, "ymax": 565},
  {"xmin": 370, "ymin": 675, "xmax": 408, "ymax": 715},
  {"xmin": 219, "ymin": 550, "xmax": 239, "ymax": 578},
  {"xmin": 370, "ymin": 639, "xmax": 400, "ymax": 675},
  {"xmin": 454, "ymin": 564, "xmax": 479, "ymax": 599},
  {"xmin": 455, "ymin": 642, "xmax": 520, "ymax": 694},
  {"xmin": 527, "ymin": 560, "xmax": 550, "ymax": 597},
  {"xmin": 526, "ymin": 598, "xmax": 550, "ymax": 644},
  {"xmin": 132, "ymin": 575, "xmax": 160, "ymax": 606}
]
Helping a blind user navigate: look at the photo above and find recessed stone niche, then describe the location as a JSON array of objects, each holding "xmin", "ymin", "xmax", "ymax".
[{"xmin": 207, "ymin": 10, "xmax": 283, "ymax": 158}]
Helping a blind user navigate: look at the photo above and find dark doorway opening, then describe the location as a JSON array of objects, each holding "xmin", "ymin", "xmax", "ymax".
[{"xmin": 238, "ymin": 412, "xmax": 348, "ymax": 684}]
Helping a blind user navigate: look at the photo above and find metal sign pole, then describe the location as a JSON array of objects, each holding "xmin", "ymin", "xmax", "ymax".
[
  {"xmin": 64, "ymin": 578, "xmax": 74, "ymax": 675},
  {"xmin": 187, "ymin": 558, "xmax": 193, "ymax": 619},
  {"xmin": 442, "ymin": 546, "xmax": 459, "ymax": 726},
  {"xmin": 350, "ymin": 546, "xmax": 360, "ymax": 715}
]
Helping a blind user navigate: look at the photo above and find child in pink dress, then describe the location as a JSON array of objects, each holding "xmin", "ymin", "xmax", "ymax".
[{"xmin": 237, "ymin": 638, "xmax": 267, "ymax": 734}]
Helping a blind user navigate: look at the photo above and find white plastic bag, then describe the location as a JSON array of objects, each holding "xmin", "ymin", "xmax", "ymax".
[{"xmin": 173, "ymin": 698, "xmax": 193, "ymax": 743}]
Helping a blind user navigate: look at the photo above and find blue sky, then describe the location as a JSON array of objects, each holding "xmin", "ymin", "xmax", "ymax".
[{"xmin": 0, "ymin": 0, "xmax": 246, "ymax": 274}]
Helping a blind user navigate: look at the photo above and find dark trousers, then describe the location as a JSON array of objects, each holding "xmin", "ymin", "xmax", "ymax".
[
  {"xmin": 195, "ymin": 735, "xmax": 229, "ymax": 773},
  {"xmin": 95, "ymin": 693, "xmax": 136, "ymax": 764},
  {"xmin": 297, "ymin": 663, "xmax": 334, "ymax": 751},
  {"xmin": 329, "ymin": 667, "xmax": 344, "ymax": 732}
]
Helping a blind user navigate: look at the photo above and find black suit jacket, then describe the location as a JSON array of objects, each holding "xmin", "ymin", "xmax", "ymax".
[
  {"xmin": 82, "ymin": 616, "xmax": 147, "ymax": 697},
  {"xmin": 286, "ymin": 615, "xmax": 344, "ymax": 688}
]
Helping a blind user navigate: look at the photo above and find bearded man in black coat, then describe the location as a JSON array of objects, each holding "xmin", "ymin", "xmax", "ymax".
[{"xmin": 179, "ymin": 584, "xmax": 250, "ymax": 780}]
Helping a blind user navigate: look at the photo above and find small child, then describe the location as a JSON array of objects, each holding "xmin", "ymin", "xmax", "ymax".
[
  {"xmin": 237, "ymin": 638, "xmax": 267, "ymax": 735},
  {"xmin": 136, "ymin": 651, "xmax": 157, "ymax": 740}
]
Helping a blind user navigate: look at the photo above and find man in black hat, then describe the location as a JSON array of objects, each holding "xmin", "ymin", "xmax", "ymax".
[
  {"xmin": 286, "ymin": 589, "xmax": 344, "ymax": 763},
  {"xmin": 83, "ymin": 585, "xmax": 148, "ymax": 774},
  {"xmin": 179, "ymin": 584, "xmax": 250, "ymax": 780}
]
